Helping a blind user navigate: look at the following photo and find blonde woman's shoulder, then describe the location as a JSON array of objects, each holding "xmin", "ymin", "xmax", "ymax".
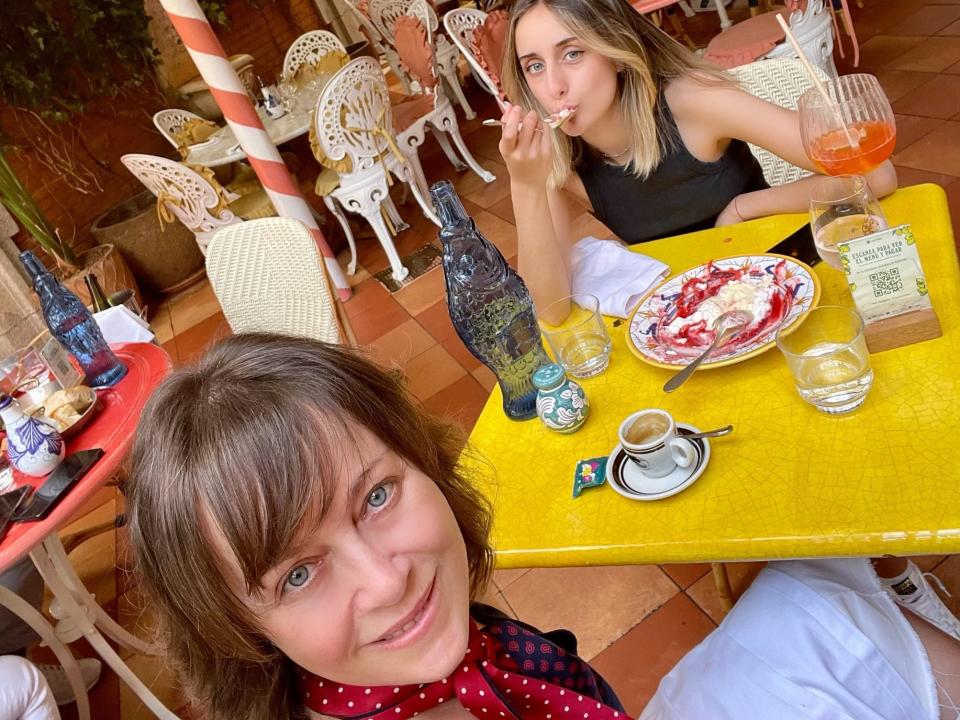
[{"xmin": 664, "ymin": 73, "xmax": 747, "ymax": 121}]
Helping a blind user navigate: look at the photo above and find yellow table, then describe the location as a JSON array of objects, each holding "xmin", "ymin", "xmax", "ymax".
[{"xmin": 466, "ymin": 184, "xmax": 960, "ymax": 568}]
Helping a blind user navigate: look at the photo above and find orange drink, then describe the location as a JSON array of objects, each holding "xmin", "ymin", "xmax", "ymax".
[
  {"xmin": 808, "ymin": 120, "xmax": 896, "ymax": 176},
  {"xmin": 799, "ymin": 74, "xmax": 896, "ymax": 177}
]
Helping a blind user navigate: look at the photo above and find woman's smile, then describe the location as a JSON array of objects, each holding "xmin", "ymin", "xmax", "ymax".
[{"xmin": 371, "ymin": 576, "xmax": 439, "ymax": 648}]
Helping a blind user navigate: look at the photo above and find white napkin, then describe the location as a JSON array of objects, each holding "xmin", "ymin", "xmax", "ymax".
[
  {"xmin": 93, "ymin": 306, "xmax": 155, "ymax": 345},
  {"xmin": 569, "ymin": 236, "xmax": 670, "ymax": 318}
]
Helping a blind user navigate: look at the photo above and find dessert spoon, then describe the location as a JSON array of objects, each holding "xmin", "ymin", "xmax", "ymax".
[{"xmin": 663, "ymin": 310, "xmax": 753, "ymax": 393}]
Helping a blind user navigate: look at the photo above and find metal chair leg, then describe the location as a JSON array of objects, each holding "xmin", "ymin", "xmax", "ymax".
[
  {"xmin": 323, "ymin": 195, "xmax": 358, "ymax": 275},
  {"xmin": 711, "ymin": 562, "xmax": 734, "ymax": 612}
]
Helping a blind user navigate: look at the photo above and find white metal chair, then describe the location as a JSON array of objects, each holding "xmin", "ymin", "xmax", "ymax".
[
  {"xmin": 765, "ymin": 0, "xmax": 836, "ymax": 76},
  {"xmin": 392, "ymin": 3, "xmax": 495, "ymax": 196},
  {"xmin": 369, "ymin": 0, "xmax": 476, "ymax": 120},
  {"xmin": 121, "ymin": 153, "xmax": 273, "ymax": 254},
  {"xmin": 152, "ymin": 109, "xmax": 215, "ymax": 149},
  {"xmin": 313, "ymin": 57, "xmax": 441, "ymax": 282},
  {"xmin": 206, "ymin": 218, "xmax": 343, "ymax": 344},
  {"xmin": 341, "ymin": 0, "xmax": 414, "ymax": 94},
  {"xmin": 730, "ymin": 57, "xmax": 830, "ymax": 187},
  {"xmin": 705, "ymin": 0, "xmax": 836, "ymax": 78},
  {"xmin": 282, "ymin": 30, "xmax": 348, "ymax": 82},
  {"xmin": 443, "ymin": 7, "xmax": 502, "ymax": 102}
]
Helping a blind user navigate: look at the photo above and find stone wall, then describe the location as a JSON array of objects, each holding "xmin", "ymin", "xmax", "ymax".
[{"xmin": 0, "ymin": 207, "xmax": 45, "ymax": 358}]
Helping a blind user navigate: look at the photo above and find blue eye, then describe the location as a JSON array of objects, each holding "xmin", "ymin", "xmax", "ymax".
[
  {"xmin": 526, "ymin": 61, "xmax": 544, "ymax": 74},
  {"xmin": 565, "ymin": 49, "xmax": 583, "ymax": 61},
  {"xmin": 286, "ymin": 565, "xmax": 310, "ymax": 588},
  {"xmin": 367, "ymin": 485, "xmax": 389, "ymax": 508}
]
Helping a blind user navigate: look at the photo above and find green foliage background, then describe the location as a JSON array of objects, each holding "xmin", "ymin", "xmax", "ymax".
[{"xmin": 0, "ymin": 0, "xmax": 231, "ymax": 116}]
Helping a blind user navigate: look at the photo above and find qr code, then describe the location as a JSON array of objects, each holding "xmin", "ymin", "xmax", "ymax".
[{"xmin": 869, "ymin": 267, "xmax": 903, "ymax": 297}]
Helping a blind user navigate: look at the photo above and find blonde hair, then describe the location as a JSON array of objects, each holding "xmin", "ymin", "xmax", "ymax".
[
  {"xmin": 127, "ymin": 334, "xmax": 494, "ymax": 720},
  {"xmin": 502, "ymin": 0, "xmax": 728, "ymax": 188}
]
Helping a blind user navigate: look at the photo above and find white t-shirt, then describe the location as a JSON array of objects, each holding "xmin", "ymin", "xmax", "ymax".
[{"xmin": 640, "ymin": 558, "xmax": 937, "ymax": 720}]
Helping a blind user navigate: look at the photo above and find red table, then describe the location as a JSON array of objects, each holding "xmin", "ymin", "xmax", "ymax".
[{"xmin": 0, "ymin": 343, "xmax": 173, "ymax": 720}]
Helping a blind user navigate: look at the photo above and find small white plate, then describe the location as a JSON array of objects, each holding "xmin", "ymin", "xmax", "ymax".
[{"xmin": 607, "ymin": 423, "xmax": 711, "ymax": 501}]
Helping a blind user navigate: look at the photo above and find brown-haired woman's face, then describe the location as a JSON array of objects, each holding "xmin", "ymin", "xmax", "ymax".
[
  {"xmin": 211, "ymin": 424, "xmax": 472, "ymax": 685},
  {"xmin": 515, "ymin": 3, "xmax": 619, "ymax": 137}
]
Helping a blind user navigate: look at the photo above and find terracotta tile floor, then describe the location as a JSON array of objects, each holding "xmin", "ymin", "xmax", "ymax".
[{"xmin": 46, "ymin": 0, "xmax": 960, "ymax": 716}]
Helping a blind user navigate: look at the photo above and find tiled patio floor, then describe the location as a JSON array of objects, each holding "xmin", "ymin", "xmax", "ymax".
[{"xmin": 44, "ymin": 0, "xmax": 960, "ymax": 716}]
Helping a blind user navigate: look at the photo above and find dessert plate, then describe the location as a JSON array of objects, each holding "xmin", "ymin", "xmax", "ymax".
[{"xmin": 626, "ymin": 253, "xmax": 820, "ymax": 370}]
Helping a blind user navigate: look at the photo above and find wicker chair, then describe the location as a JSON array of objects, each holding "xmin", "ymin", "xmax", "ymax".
[
  {"xmin": 730, "ymin": 57, "xmax": 829, "ymax": 187},
  {"xmin": 206, "ymin": 217, "xmax": 344, "ymax": 344}
]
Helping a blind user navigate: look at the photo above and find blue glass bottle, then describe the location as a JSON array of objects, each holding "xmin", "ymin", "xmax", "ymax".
[
  {"xmin": 19, "ymin": 251, "xmax": 127, "ymax": 387},
  {"xmin": 430, "ymin": 181, "xmax": 549, "ymax": 421}
]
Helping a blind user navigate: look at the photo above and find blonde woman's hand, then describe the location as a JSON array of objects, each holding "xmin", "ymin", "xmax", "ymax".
[{"xmin": 498, "ymin": 104, "xmax": 553, "ymax": 190}]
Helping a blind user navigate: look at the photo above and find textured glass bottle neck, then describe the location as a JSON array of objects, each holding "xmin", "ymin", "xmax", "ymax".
[
  {"xmin": 20, "ymin": 251, "xmax": 51, "ymax": 283},
  {"xmin": 432, "ymin": 181, "xmax": 469, "ymax": 228}
]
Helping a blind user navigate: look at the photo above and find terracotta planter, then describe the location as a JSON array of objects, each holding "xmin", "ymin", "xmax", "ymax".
[
  {"xmin": 58, "ymin": 244, "xmax": 143, "ymax": 309},
  {"xmin": 90, "ymin": 191, "xmax": 205, "ymax": 295}
]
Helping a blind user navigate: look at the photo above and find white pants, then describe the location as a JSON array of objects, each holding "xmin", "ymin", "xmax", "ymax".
[
  {"xmin": 0, "ymin": 657, "xmax": 59, "ymax": 720},
  {"xmin": 641, "ymin": 558, "xmax": 936, "ymax": 720}
]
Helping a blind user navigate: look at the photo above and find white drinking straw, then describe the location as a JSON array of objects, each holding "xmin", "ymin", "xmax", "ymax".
[{"xmin": 775, "ymin": 13, "xmax": 860, "ymax": 150}]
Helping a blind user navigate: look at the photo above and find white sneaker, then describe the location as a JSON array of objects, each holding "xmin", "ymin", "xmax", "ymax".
[
  {"xmin": 35, "ymin": 658, "xmax": 102, "ymax": 706},
  {"xmin": 880, "ymin": 561, "xmax": 960, "ymax": 642}
]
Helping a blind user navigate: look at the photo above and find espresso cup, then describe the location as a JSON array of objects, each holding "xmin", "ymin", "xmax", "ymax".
[{"xmin": 618, "ymin": 409, "xmax": 696, "ymax": 478}]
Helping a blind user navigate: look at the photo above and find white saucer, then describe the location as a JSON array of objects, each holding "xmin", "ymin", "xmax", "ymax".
[{"xmin": 607, "ymin": 423, "xmax": 711, "ymax": 501}]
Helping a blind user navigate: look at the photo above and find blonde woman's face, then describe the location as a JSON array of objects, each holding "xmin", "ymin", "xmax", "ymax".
[
  {"xmin": 216, "ymin": 424, "xmax": 472, "ymax": 686},
  {"xmin": 514, "ymin": 3, "xmax": 620, "ymax": 136}
]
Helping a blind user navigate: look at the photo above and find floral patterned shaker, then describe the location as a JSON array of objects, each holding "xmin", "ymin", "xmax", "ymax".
[
  {"xmin": 0, "ymin": 393, "xmax": 65, "ymax": 477},
  {"xmin": 532, "ymin": 363, "xmax": 589, "ymax": 434}
]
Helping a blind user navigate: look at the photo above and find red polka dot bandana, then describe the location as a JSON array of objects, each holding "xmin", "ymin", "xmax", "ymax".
[{"xmin": 299, "ymin": 621, "xmax": 628, "ymax": 720}]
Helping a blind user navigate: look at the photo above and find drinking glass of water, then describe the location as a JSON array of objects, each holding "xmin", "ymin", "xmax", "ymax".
[
  {"xmin": 538, "ymin": 294, "xmax": 612, "ymax": 379},
  {"xmin": 809, "ymin": 175, "xmax": 888, "ymax": 270},
  {"xmin": 776, "ymin": 305, "xmax": 873, "ymax": 415}
]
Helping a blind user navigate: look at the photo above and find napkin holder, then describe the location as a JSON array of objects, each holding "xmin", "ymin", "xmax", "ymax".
[{"xmin": 838, "ymin": 224, "xmax": 942, "ymax": 353}]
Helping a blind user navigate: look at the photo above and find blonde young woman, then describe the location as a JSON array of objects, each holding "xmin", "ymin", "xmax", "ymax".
[{"xmin": 497, "ymin": 0, "xmax": 898, "ymax": 318}]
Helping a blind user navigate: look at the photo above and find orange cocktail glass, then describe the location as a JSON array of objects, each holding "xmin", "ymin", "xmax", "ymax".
[{"xmin": 799, "ymin": 74, "xmax": 896, "ymax": 176}]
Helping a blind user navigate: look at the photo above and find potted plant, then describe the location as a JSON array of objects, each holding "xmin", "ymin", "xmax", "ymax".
[
  {"xmin": 0, "ymin": 147, "xmax": 141, "ymax": 307},
  {"xmin": 91, "ymin": 190, "xmax": 205, "ymax": 296}
]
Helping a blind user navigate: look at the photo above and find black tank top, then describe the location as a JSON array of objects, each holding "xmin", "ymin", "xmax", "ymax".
[{"xmin": 574, "ymin": 92, "xmax": 768, "ymax": 244}]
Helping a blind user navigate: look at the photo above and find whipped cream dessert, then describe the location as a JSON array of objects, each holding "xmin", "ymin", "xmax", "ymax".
[{"xmin": 664, "ymin": 277, "xmax": 777, "ymax": 340}]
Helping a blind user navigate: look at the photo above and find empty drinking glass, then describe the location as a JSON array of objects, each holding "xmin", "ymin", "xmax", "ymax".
[
  {"xmin": 776, "ymin": 305, "xmax": 873, "ymax": 415},
  {"xmin": 809, "ymin": 175, "xmax": 888, "ymax": 270},
  {"xmin": 538, "ymin": 294, "xmax": 612, "ymax": 379}
]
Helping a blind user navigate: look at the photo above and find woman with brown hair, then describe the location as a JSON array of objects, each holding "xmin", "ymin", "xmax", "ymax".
[
  {"xmin": 127, "ymin": 334, "xmax": 960, "ymax": 720},
  {"xmin": 125, "ymin": 334, "xmax": 623, "ymax": 720},
  {"xmin": 496, "ymin": 0, "xmax": 897, "ymax": 319}
]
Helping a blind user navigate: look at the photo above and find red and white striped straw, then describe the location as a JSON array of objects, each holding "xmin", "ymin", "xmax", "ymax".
[{"xmin": 159, "ymin": 0, "xmax": 352, "ymax": 300}]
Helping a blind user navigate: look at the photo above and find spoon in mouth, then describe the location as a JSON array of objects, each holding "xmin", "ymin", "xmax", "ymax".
[
  {"xmin": 482, "ymin": 107, "xmax": 575, "ymax": 131},
  {"xmin": 663, "ymin": 310, "xmax": 753, "ymax": 393}
]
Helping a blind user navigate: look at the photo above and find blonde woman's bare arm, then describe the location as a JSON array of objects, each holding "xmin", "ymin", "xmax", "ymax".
[
  {"xmin": 668, "ymin": 81, "xmax": 898, "ymax": 223},
  {"xmin": 499, "ymin": 103, "xmax": 578, "ymax": 323},
  {"xmin": 513, "ymin": 184, "xmax": 578, "ymax": 322}
]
